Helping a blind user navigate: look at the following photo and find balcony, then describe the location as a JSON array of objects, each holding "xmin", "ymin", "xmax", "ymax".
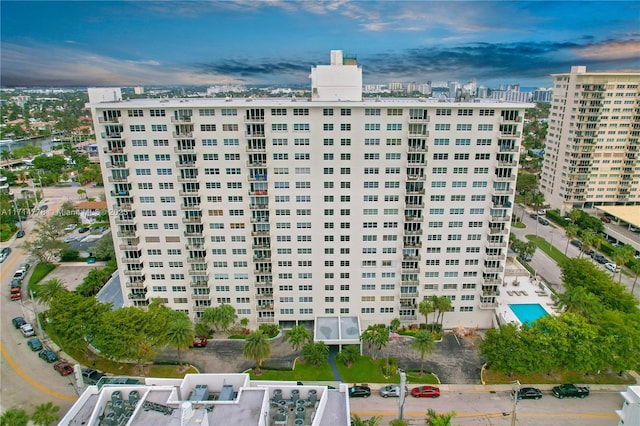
[
  {"xmin": 113, "ymin": 203, "xmax": 133, "ymax": 212},
  {"xmin": 256, "ymin": 294, "xmax": 274, "ymax": 300},
  {"xmin": 257, "ymin": 317, "xmax": 275, "ymax": 323},
  {"xmin": 244, "ymin": 131, "xmax": 265, "ymax": 138},
  {"xmin": 103, "ymin": 147, "xmax": 124, "ymax": 154},
  {"xmin": 193, "ymin": 305, "xmax": 209, "ymax": 313},
  {"xmin": 174, "ymin": 146, "xmax": 195, "ymax": 153},
  {"xmin": 184, "ymin": 230, "xmax": 204, "ymax": 237},
  {"xmin": 105, "ymin": 162, "xmax": 126, "ymax": 169},
  {"xmin": 500, "ymin": 116, "xmax": 523, "ymax": 123},
  {"xmin": 121, "ymin": 257, "xmax": 142, "ymax": 264},
  {"xmin": 408, "ymin": 116, "xmax": 430, "ymax": 123},
  {"xmin": 483, "ymin": 278, "xmax": 502, "ymax": 286},
  {"xmin": 408, "ymin": 129, "xmax": 429, "ymax": 137},
  {"xmin": 405, "ymin": 202, "xmax": 424, "ymax": 209},
  {"xmin": 179, "ymin": 190, "xmax": 200, "ymax": 197},
  {"xmin": 128, "ymin": 293, "xmax": 148, "ymax": 300},
  {"xmin": 403, "ymin": 242, "xmax": 422, "ymax": 248},
  {"xmin": 253, "ymin": 256, "xmax": 271, "ymax": 263},
  {"xmin": 251, "ymin": 230, "xmax": 270, "ymax": 237},
  {"xmin": 246, "ymin": 146, "xmax": 266, "ymax": 153},
  {"xmin": 401, "ymin": 280, "xmax": 420, "ymax": 286},
  {"xmin": 182, "ymin": 217, "xmax": 202, "ymax": 224},
  {"xmin": 405, "ymin": 216, "xmax": 424, "ymax": 223},
  {"xmin": 406, "ymin": 188, "xmax": 425, "ymax": 195},
  {"xmin": 98, "ymin": 117, "xmax": 121, "ymax": 124},
  {"xmin": 407, "ymin": 174, "xmax": 426, "ymax": 181},
  {"xmin": 171, "ymin": 116, "xmax": 192, "ymax": 123},
  {"xmin": 188, "ymin": 269, "xmax": 208, "ymax": 276},
  {"xmin": 403, "ymin": 229, "xmax": 423, "ymax": 236},
  {"xmin": 125, "ymin": 281, "xmax": 145, "ymax": 288},
  {"xmin": 500, "ymin": 130, "xmax": 521, "ymax": 138},
  {"xmin": 177, "ymin": 175, "xmax": 199, "ymax": 183},
  {"xmin": 247, "ymin": 161, "xmax": 267, "ymax": 168},
  {"xmin": 116, "ymin": 231, "xmax": 136, "ymax": 238},
  {"xmin": 490, "ymin": 216, "xmax": 510, "ymax": 222},
  {"xmin": 176, "ymin": 161, "xmax": 197, "ymax": 169},
  {"xmin": 249, "ymin": 204, "xmax": 269, "ymax": 210},
  {"xmin": 181, "ymin": 204, "xmax": 202, "ymax": 211},
  {"xmin": 191, "ymin": 294, "xmax": 210, "ymax": 300},
  {"xmin": 114, "ymin": 217, "xmax": 135, "ymax": 225},
  {"xmin": 187, "ymin": 257, "xmax": 207, "ymax": 264},
  {"xmin": 256, "ymin": 304, "xmax": 274, "ymax": 311},
  {"xmin": 487, "ymin": 240, "xmax": 508, "ymax": 248},
  {"xmin": 399, "ymin": 315, "xmax": 417, "ymax": 321},
  {"xmin": 108, "ymin": 176, "xmax": 129, "ymax": 183},
  {"xmin": 492, "ymin": 188, "xmax": 514, "ymax": 196},
  {"xmin": 123, "ymin": 270, "xmax": 144, "ymax": 276},
  {"xmin": 243, "ymin": 116, "xmax": 265, "ymax": 123},
  {"xmin": 400, "ymin": 292, "xmax": 419, "ymax": 298},
  {"xmin": 172, "ymin": 132, "xmax": 194, "ymax": 138},
  {"xmin": 402, "ymin": 255, "xmax": 421, "ymax": 261},
  {"xmin": 255, "ymin": 281, "xmax": 273, "ymax": 287},
  {"xmin": 495, "ymin": 175, "xmax": 516, "ymax": 182},
  {"xmin": 101, "ymin": 132, "xmax": 122, "ymax": 139},
  {"xmin": 498, "ymin": 145, "xmax": 519, "ymax": 153},
  {"xmin": 250, "ymin": 216, "xmax": 269, "ymax": 224},
  {"xmin": 110, "ymin": 190, "xmax": 130, "ymax": 197},
  {"xmin": 190, "ymin": 281, "xmax": 209, "ymax": 288},
  {"xmin": 497, "ymin": 160, "xmax": 518, "ymax": 167},
  {"xmin": 483, "ymin": 266, "xmax": 504, "ymax": 274},
  {"xmin": 479, "ymin": 302, "xmax": 499, "ymax": 309},
  {"xmin": 249, "ymin": 189, "xmax": 268, "ymax": 196},
  {"xmin": 185, "ymin": 243, "xmax": 205, "ymax": 250},
  {"xmin": 408, "ymin": 146, "xmax": 428, "ymax": 152},
  {"xmin": 119, "ymin": 237, "xmax": 139, "ymax": 247}
]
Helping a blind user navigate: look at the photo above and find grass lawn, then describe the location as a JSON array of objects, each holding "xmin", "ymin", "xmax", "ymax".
[
  {"xmin": 483, "ymin": 367, "xmax": 636, "ymax": 385},
  {"xmin": 511, "ymin": 221, "xmax": 526, "ymax": 229},
  {"xmin": 249, "ymin": 360, "xmax": 334, "ymax": 381},
  {"xmin": 337, "ymin": 356, "xmax": 438, "ymax": 384},
  {"xmin": 28, "ymin": 262, "xmax": 57, "ymax": 294},
  {"xmin": 525, "ymin": 234, "xmax": 569, "ymax": 264}
]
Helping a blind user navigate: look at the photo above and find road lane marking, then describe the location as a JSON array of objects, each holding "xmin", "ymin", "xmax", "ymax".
[{"xmin": 0, "ymin": 341, "xmax": 78, "ymax": 401}]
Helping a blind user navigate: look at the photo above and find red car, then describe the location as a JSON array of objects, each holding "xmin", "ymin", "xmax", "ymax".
[
  {"xmin": 54, "ymin": 361, "xmax": 74, "ymax": 376},
  {"xmin": 193, "ymin": 336, "xmax": 208, "ymax": 347},
  {"xmin": 411, "ymin": 386, "xmax": 440, "ymax": 398},
  {"xmin": 601, "ymin": 216, "xmax": 611, "ymax": 223}
]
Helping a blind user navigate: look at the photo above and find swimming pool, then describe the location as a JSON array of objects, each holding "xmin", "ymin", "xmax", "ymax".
[{"xmin": 508, "ymin": 303, "xmax": 549, "ymax": 325}]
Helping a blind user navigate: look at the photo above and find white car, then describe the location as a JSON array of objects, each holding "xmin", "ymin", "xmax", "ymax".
[
  {"xmin": 537, "ymin": 209, "xmax": 547, "ymax": 215},
  {"xmin": 20, "ymin": 323, "xmax": 35, "ymax": 337},
  {"xmin": 604, "ymin": 263, "xmax": 620, "ymax": 273}
]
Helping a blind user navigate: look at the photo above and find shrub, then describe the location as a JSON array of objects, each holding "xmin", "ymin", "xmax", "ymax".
[
  {"xmin": 258, "ymin": 324, "xmax": 280, "ymax": 338},
  {"xmin": 60, "ymin": 248, "xmax": 80, "ymax": 261}
]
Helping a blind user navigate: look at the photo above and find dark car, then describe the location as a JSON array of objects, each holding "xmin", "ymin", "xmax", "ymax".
[
  {"xmin": 411, "ymin": 386, "xmax": 441, "ymax": 398},
  {"xmin": 54, "ymin": 361, "xmax": 75, "ymax": 376},
  {"xmin": 529, "ymin": 213, "xmax": 538, "ymax": 219},
  {"xmin": 600, "ymin": 216, "xmax": 611, "ymax": 223},
  {"xmin": 39, "ymin": 349, "xmax": 58, "ymax": 363},
  {"xmin": 512, "ymin": 387, "xmax": 543, "ymax": 400},
  {"xmin": 12, "ymin": 317, "xmax": 26, "ymax": 329},
  {"xmin": 82, "ymin": 368, "xmax": 106, "ymax": 385},
  {"xmin": 16, "ymin": 229, "xmax": 25, "ymax": 238},
  {"xmin": 594, "ymin": 254, "xmax": 609, "ymax": 264},
  {"xmin": 348, "ymin": 385, "xmax": 371, "ymax": 398},
  {"xmin": 11, "ymin": 278, "xmax": 22, "ymax": 288},
  {"xmin": 78, "ymin": 227, "xmax": 90, "ymax": 233},
  {"xmin": 538, "ymin": 217, "xmax": 550, "ymax": 226},
  {"xmin": 40, "ymin": 204, "xmax": 48, "ymax": 211},
  {"xmin": 570, "ymin": 239, "xmax": 582, "ymax": 249},
  {"xmin": 27, "ymin": 338, "xmax": 43, "ymax": 352}
]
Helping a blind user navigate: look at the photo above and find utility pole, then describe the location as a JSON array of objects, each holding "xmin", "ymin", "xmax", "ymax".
[
  {"xmin": 511, "ymin": 379, "xmax": 521, "ymax": 426},
  {"xmin": 398, "ymin": 369, "xmax": 407, "ymax": 421}
]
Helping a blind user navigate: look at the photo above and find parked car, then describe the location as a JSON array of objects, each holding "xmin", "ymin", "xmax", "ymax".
[
  {"xmin": 0, "ymin": 247, "xmax": 11, "ymax": 262},
  {"xmin": 13, "ymin": 269, "xmax": 26, "ymax": 280},
  {"xmin": 11, "ymin": 278, "xmax": 22, "ymax": 288},
  {"xmin": 348, "ymin": 385, "xmax": 371, "ymax": 398},
  {"xmin": 411, "ymin": 386, "xmax": 441, "ymax": 398},
  {"xmin": 594, "ymin": 254, "xmax": 609, "ymax": 264},
  {"xmin": 39, "ymin": 349, "xmax": 58, "ymax": 363},
  {"xmin": 552, "ymin": 384, "xmax": 589, "ymax": 399},
  {"xmin": 20, "ymin": 323, "xmax": 36, "ymax": 337},
  {"xmin": 16, "ymin": 229, "xmax": 25, "ymax": 238},
  {"xmin": 64, "ymin": 236, "xmax": 77, "ymax": 243},
  {"xmin": 54, "ymin": 361, "xmax": 75, "ymax": 376},
  {"xmin": 64, "ymin": 224, "xmax": 77, "ymax": 231},
  {"xmin": 12, "ymin": 317, "xmax": 26, "ymax": 329},
  {"xmin": 538, "ymin": 217, "xmax": 550, "ymax": 226},
  {"xmin": 512, "ymin": 387, "xmax": 543, "ymax": 400},
  {"xmin": 537, "ymin": 209, "xmax": 546, "ymax": 215},
  {"xmin": 570, "ymin": 239, "xmax": 582, "ymax": 249},
  {"xmin": 605, "ymin": 263, "xmax": 620, "ymax": 273},
  {"xmin": 529, "ymin": 213, "xmax": 538, "ymax": 219},
  {"xmin": 519, "ymin": 253, "xmax": 533, "ymax": 262},
  {"xmin": 82, "ymin": 368, "xmax": 106, "ymax": 385},
  {"xmin": 379, "ymin": 385, "xmax": 402, "ymax": 398},
  {"xmin": 27, "ymin": 338, "xmax": 43, "ymax": 351},
  {"xmin": 40, "ymin": 204, "xmax": 48, "ymax": 211},
  {"xmin": 193, "ymin": 336, "xmax": 208, "ymax": 347},
  {"xmin": 104, "ymin": 377, "xmax": 140, "ymax": 385},
  {"xmin": 600, "ymin": 216, "xmax": 611, "ymax": 223},
  {"xmin": 78, "ymin": 227, "xmax": 90, "ymax": 233}
]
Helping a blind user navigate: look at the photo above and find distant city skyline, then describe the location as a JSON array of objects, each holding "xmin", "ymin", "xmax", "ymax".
[{"xmin": 1, "ymin": 1, "xmax": 639, "ymax": 88}]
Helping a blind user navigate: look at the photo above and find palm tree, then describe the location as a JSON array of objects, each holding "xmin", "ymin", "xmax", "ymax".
[
  {"xmin": 418, "ymin": 298, "xmax": 434, "ymax": 329},
  {"xmin": 564, "ymin": 224, "xmax": 579, "ymax": 256},
  {"xmin": 411, "ymin": 329, "xmax": 435, "ymax": 376},
  {"xmin": 612, "ymin": 244, "xmax": 635, "ymax": 283},
  {"xmin": 359, "ymin": 324, "xmax": 390, "ymax": 361},
  {"xmin": 580, "ymin": 230, "xmax": 595, "ymax": 260},
  {"xmin": 426, "ymin": 409, "xmax": 456, "ymax": 426},
  {"xmin": 284, "ymin": 324, "xmax": 312, "ymax": 352},
  {"xmin": 0, "ymin": 408, "xmax": 29, "ymax": 426},
  {"xmin": 166, "ymin": 313, "xmax": 194, "ymax": 367},
  {"xmin": 390, "ymin": 318, "xmax": 401, "ymax": 332},
  {"xmin": 630, "ymin": 263, "xmax": 640, "ymax": 295},
  {"xmin": 243, "ymin": 330, "xmax": 271, "ymax": 374},
  {"xmin": 31, "ymin": 402, "xmax": 60, "ymax": 426},
  {"xmin": 434, "ymin": 296, "xmax": 452, "ymax": 331},
  {"xmin": 530, "ymin": 191, "xmax": 545, "ymax": 239},
  {"xmin": 302, "ymin": 341, "xmax": 329, "ymax": 367},
  {"xmin": 335, "ymin": 345, "xmax": 360, "ymax": 367},
  {"xmin": 35, "ymin": 278, "xmax": 67, "ymax": 304},
  {"xmin": 350, "ymin": 415, "xmax": 383, "ymax": 426}
]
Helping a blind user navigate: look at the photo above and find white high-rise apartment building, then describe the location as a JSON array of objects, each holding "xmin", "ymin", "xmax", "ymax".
[
  {"xmin": 87, "ymin": 51, "xmax": 529, "ymax": 330},
  {"xmin": 540, "ymin": 66, "xmax": 640, "ymax": 213}
]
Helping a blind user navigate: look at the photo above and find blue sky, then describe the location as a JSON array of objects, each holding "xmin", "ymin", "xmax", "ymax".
[{"xmin": 1, "ymin": 1, "xmax": 639, "ymax": 88}]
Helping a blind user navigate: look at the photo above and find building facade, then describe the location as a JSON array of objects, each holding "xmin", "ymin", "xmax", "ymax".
[
  {"xmin": 540, "ymin": 66, "xmax": 640, "ymax": 214},
  {"xmin": 87, "ymin": 51, "xmax": 529, "ymax": 330}
]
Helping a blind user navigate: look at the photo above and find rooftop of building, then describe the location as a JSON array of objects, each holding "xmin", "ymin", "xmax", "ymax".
[{"xmin": 59, "ymin": 373, "xmax": 350, "ymax": 426}]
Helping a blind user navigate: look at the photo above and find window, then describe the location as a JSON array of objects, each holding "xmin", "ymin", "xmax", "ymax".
[{"xmin": 435, "ymin": 124, "xmax": 450, "ymax": 131}]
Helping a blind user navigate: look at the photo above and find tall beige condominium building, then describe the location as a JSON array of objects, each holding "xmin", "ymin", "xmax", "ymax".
[
  {"xmin": 87, "ymin": 51, "xmax": 529, "ymax": 330},
  {"xmin": 540, "ymin": 66, "xmax": 640, "ymax": 214}
]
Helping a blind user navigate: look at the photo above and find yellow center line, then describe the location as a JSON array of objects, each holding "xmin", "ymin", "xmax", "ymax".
[
  {"xmin": 0, "ymin": 341, "xmax": 78, "ymax": 402},
  {"xmin": 351, "ymin": 411, "xmax": 618, "ymax": 419}
]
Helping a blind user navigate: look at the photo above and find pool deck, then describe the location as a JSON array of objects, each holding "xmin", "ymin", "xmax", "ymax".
[{"xmin": 498, "ymin": 258, "xmax": 561, "ymax": 326}]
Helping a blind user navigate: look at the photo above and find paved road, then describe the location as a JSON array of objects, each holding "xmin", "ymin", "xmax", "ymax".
[
  {"xmin": 0, "ymin": 184, "xmax": 105, "ymax": 415},
  {"xmin": 511, "ymin": 208, "xmax": 640, "ymax": 299},
  {"xmin": 350, "ymin": 387, "xmax": 624, "ymax": 425}
]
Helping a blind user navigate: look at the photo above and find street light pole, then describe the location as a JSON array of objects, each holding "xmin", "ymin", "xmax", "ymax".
[
  {"xmin": 398, "ymin": 369, "xmax": 407, "ymax": 421},
  {"xmin": 511, "ymin": 379, "xmax": 521, "ymax": 426}
]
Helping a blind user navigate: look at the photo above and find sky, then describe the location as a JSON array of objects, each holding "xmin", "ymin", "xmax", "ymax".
[{"xmin": 1, "ymin": 1, "xmax": 639, "ymax": 89}]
